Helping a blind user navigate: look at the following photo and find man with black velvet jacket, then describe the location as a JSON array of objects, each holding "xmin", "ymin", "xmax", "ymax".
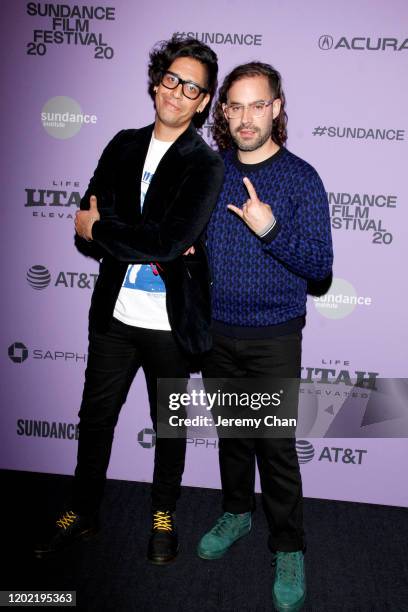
[{"xmin": 35, "ymin": 36, "xmax": 223, "ymax": 564}]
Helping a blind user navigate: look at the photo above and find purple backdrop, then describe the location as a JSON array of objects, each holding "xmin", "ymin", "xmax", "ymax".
[{"xmin": 1, "ymin": 0, "xmax": 407, "ymax": 508}]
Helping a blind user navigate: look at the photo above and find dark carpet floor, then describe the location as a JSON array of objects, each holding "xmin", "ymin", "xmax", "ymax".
[{"xmin": 2, "ymin": 470, "xmax": 408, "ymax": 611}]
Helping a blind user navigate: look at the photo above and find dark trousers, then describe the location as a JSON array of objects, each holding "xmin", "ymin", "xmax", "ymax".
[
  {"xmin": 73, "ymin": 317, "xmax": 189, "ymax": 516},
  {"xmin": 202, "ymin": 331, "xmax": 304, "ymax": 552}
]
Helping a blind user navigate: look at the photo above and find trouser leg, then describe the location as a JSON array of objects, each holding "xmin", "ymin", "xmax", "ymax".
[
  {"xmin": 140, "ymin": 328, "xmax": 190, "ymax": 512},
  {"xmin": 204, "ymin": 331, "xmax": 305, "ymax": 548},
  {"xmin": 202, "ymin": 333, "xmax": 256, "ymax": 512},
  {"xmin": 256, "ymin": 437, "xmax": 304, "ymax": 551},
  {"xmin": 242, "ymin": 332, "xmax": 304, "ymax": 551},
  {"xmin": 73, "ymin": 319, "xmax": 141, "ymax": 515}
]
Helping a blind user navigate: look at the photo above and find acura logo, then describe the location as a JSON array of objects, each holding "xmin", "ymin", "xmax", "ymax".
[{"xmin": 319, "ymin": 35, "xmax": 333, "ymax": 50}]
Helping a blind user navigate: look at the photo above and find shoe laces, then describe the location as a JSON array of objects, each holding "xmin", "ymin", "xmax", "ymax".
[
  {"xmin": 276, "ymin": 552, "xmax": 303, "ymax": 587},
  {"xmin": 56, "ymin": 510, "xmax": 78, "ymax": 530},
  {"xmin": 211, "ymin": 513, "xmax": 239, "ymax": 537},
  {"xmin": 153, "ymin": 511, "xmax": 173, "ymax": 532}
]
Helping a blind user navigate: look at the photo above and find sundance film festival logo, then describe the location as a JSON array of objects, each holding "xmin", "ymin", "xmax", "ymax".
[
  {"xmin": 312, "ymin": 126, "xmax": 404, "ymax": 141},
  {"xmin": 17, "ymin": 419, "xmax": 79, "ymax": 440},
  {"xmin": 41, "ymin": 96, "xmax": 97, "ymax": 139},
  {"xmin": 26, "ymin": 265, "xmax": 98, "ymax": 290},
  {"xmin": 138, "ymin": 428, "xmax": 156, "ymax": 448},
  {"xmin": 174, "ymin": 31, "xmax": 262, "ymax": 46},
  {"xmin": 26, "ymin": 3, "xmax": 116, "ymax": 59},
  {"xmin": 313, "ymin": 278, "xmax": 372, "ymax": 320},
  {"xmin": 318, "ymin": 35, "xmax": 408, "ymax": 52},
  {"xmin": 25, "ymin": 180, "xmax": 81, "ymax": 220},
  {"xmin": 7, "ymin": 341, "xmax": 86, "ymax": 364},
  {"xmin": 329, "ymin": 191, "xmax": 396, "ymax": 245}
]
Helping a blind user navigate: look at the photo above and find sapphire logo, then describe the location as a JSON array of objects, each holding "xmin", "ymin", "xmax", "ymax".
[
  {"xmin": 296, "ymin": 440, "xmax": 315, "ymax": 463},
  {"xmin": 137, "ymin": 428, "xmax": 156, "ymax": 449},
  {"xmin": 27, "ymin": 265, "xmax": 51, "ymax": 290},
  {"xmin": 8, "ymin": 342, "xmax": 29, "ymax": 363},
  {"xmin": 319, "ymin": 35, "xmax": 333, "ymax": 50}
]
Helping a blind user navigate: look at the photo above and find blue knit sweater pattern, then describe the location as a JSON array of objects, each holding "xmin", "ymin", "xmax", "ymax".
[{"xmin": 206, "ymin": 147, "xmax": 333, "ymax": 327}]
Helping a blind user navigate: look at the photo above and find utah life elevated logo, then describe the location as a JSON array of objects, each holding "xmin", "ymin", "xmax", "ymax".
[{"xmin": 25, "ymin": 180, "xmax": 81, "ymax": 220}]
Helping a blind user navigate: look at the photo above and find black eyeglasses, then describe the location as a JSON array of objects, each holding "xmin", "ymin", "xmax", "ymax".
[{"xmin": 160, "ymin": 71, "xmax": 208, "ymax": 100}]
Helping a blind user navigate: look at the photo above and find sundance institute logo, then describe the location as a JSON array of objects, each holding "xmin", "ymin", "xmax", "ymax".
[
  {"xmin": 41, "ymin": 96, "xmax": 97, "ymax": 139},
  {"xmin": 27, "ymin": 265, "xmax": 51, "ymax": 290},
  {"xmin": 313, "ymin": 277, "xmax": 372, "ymax": 320}
]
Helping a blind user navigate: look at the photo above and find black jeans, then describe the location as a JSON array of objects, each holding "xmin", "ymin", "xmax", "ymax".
[
  {"xmin": 73, "ymin": 318, "xmax": 189, "ymax": 516},
  {"xmin": 202, "ymin": 331, "xmax": 304, "ymax": 552}
]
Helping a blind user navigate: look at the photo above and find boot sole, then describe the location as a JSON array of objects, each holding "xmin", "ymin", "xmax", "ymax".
[
  {"xmin": 197, "ymin": 529, "xmax": 251, "ymax": 560},
  {"xmin": 272, "ymin": 591, "xmax": 306, "ymax": 612},
  {"xmin": 34, "ymin": 526, "xmax": 99, "ymax": 559},
  {"xmin": 147, "ymin": 545, "xmax": 179, "ymax": 566}
]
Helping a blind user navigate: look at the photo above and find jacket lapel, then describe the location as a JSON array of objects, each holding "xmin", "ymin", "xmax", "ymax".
[
  {"xmin": 119, "ymin": 123, "xmax": 154, "ymax": 222},
  {"xmin": 141, "ymin": 123, "xmax": 199, "ymax": 220}
]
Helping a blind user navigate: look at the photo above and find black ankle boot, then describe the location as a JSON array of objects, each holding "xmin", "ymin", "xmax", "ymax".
[
  {"xmin": 34, "ymin": 510, "xmax": 98, "ymax": 558},
  {"xmin": 147, "ymin": 510, "xmax": 178, "ymax": 565}
]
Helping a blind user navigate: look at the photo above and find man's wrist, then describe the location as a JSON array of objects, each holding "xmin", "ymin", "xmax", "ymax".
[
  {"xmin": 257, "ymin": 216, "xmax": 276, "ymax": 238},
  {"xmin": 87, "ymin": 217, "xmax": 99, "ymax": 241}
]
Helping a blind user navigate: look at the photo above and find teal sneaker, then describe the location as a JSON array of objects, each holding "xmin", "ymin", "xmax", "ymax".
[
  {"xmin": 272, "ymin": 551, "xmax": 306, "ymax": 612},
  {"xmin": 197, "ymin": 512, "xmax": 251, "ymax": 559}
]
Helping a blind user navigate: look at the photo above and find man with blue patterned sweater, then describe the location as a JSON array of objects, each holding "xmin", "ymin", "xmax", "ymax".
[{"xmin": 197, "ymin": 62, "xmax": 333, "ymax": 612}]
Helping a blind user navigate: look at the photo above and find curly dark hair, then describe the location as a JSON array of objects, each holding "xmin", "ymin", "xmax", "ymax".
[
  {"xmin": 148, "ymin": 35, "xmax": 218, "ymax": 129},
  {"xmin": 212, "ymin": 62, "xmax": 288, "ymax": 150}
]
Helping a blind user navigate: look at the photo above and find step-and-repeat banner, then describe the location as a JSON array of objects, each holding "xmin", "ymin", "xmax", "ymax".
[{"xmin": 1, "ymin": 0, "xmax": 407, "ymax": 507}]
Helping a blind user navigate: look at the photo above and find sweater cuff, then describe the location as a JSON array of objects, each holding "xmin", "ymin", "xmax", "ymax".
[{"xmin": 258, "ymin": 218, "xmax": 281, "ymax": 243}]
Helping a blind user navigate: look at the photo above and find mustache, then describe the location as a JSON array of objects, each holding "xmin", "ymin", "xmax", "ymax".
[{"xmin": 235, "ymin": 124, "xmax": 260, "ymax": 133}]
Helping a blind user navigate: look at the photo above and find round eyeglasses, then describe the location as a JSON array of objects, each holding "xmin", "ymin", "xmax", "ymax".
[
  {"xmin": 224, "ymin": 100, "xmax": 274, "ymax": 119},
  {"xmin": 161, "ymin": 71, "xmax": 208, "ymax": 100}
]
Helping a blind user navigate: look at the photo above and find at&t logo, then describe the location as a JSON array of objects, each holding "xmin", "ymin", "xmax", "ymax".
[
  {"xmin": 296, "ymin": 440, "xmax": 315, "ymax": 463},
  {"xmin": 27, "ymin": 265, "xmax": 51, "ymax": 290},
  {"xmin": 296, "ymin": 440, "xmax": 367, "ymax": 465},
  {"xmin": 26, "ymin": 265, "xmax": 98, "ymax": 290}
]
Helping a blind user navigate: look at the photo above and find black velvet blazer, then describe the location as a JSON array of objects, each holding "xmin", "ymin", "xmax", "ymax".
[{"xmin": 76, "ymin": 123, "xmax": 224, "ymax": 355}]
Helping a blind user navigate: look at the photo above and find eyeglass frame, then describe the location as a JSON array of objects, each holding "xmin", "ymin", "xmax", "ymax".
[
  {"xmin": 223, "ymin": 99, "xmax": 275, "ymax": 119},
  {"xmin": 160, "ymin": 70, "xmax": 209, "ymax": 100}
]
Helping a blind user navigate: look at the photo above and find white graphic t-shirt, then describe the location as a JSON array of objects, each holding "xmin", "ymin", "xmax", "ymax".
[{"xmin": 113, "ymin": 135, "xmax": 173, "ymax": 329}]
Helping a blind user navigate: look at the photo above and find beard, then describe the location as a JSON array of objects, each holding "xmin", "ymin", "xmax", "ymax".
[{"xmin": 231, "ymin": 123, "xmax": 273, "ymax": 152}]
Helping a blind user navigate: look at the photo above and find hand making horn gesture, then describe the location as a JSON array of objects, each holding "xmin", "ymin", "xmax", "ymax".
[
  {"xmin": 75, "ymin": 195, "xmax": 100, "ymax": 241},
  {"xmin": 227, "ymin": 177, "xmax": 275, "ymax": 235}
]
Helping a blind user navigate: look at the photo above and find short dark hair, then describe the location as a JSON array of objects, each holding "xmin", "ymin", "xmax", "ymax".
[
  {"xmin": 212, "ymin": 62, "xmax": 288, "ymax": 150},
  {"xmin": 148, "ymin": 35, "xmax": 218, "ymax": 128}
]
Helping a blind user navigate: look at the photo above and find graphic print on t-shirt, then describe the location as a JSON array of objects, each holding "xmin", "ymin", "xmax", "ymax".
[
  {"xmin": 113, "ymin": 135, "xmax": 173, "ymax": 330},
  {"xmin": 127, "ymin": 164, "xmax": 166, "ymax": 292},
  {"xmin": 122, "ymin": 263, "xmax": 165, "ymax": 292}
]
